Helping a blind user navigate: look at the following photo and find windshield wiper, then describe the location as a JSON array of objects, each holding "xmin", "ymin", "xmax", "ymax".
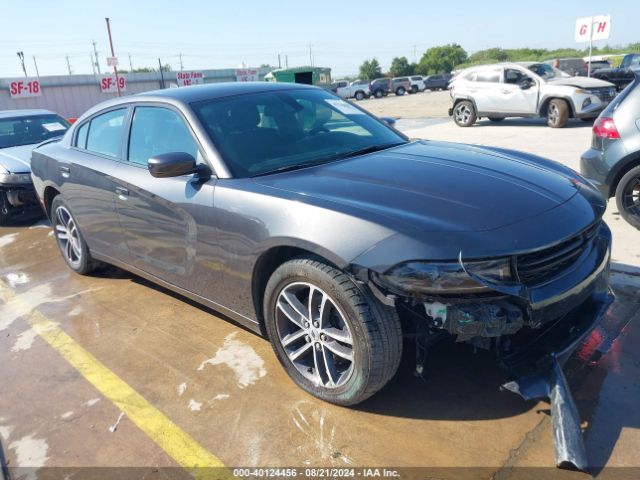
[{"xmin": 340, "ymin": 142, "xmax": 406, "ymax": 160}]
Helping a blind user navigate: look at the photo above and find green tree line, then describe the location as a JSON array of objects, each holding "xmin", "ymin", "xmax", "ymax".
[{"xmin": 357, "ymin": 42, "xmax": 640, "ymax": 80}]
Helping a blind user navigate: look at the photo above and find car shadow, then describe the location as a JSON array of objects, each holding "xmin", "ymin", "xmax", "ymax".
[{"xmin": 474, "ymin": 118, "xmax": 593, "ymax": 128}]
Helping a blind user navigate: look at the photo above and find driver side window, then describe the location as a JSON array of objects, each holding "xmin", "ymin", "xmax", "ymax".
[
  {"xmin": 128, "ymin": 106, "xmax": 203, "ymax": 166},
  {"xmin": 505, "ymin": 69, "xmax": 528, "ymax": 84}
]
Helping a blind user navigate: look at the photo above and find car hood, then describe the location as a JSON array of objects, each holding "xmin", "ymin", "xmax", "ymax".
[
  {"xmin": 545, "ymin": 76, "xmax": 614, "ymax": 88},
  {"xmin": 254, "ymin": 141, "xmax": 584, "ymax": 233},
  {"xmin": 0, "ymin": 144, "xmax": 35, "ymax": 173}
]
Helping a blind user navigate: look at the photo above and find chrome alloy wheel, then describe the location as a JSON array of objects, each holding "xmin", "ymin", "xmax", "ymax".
[
  {"xmin": 454, "ymin": 103, "xmax": 472, "ymax": 123},
  {"xmin": 54, "ymin": 205, "xmax": 82, "ymax": 268},
  {"xmin": 548, "ymin": 103, "xmax": 560, "ymax": 125},
  {"xmin": 622, "ymin": 175, "xmax": 640, "ymax": 220},
  {"xmin": 275, "ymin": 282, "xmax": 354, "ymax": 388}
]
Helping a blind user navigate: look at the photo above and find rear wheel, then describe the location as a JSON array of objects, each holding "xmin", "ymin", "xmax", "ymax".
[
  {"xmin": 354, "ymin": 91, "xmax": 365, "ymax": 101},
  {"xmin": 453, "ymin": 100, "xmax": 477, "ymax": 127},
  {"xmin": 374, "ymin": 89, "xmax": 384, "ymax": 99},
  {"xmin": 547, "ymin": 99, "xmax": 569, "ymax": 128},
  {"xmin": 410, "ymin": 85, "xmax": 418, "ymax": 94},
  {"xmin": 616, "ymin": 166, "xmax": 640, "ymax": 230},
  {"xmin": 51, "ymin": 196, "xmax": 100, "ymax": 275},
  {"xmin": 263, "ymin": 257, "xmax": 402, "ymax": 406}
]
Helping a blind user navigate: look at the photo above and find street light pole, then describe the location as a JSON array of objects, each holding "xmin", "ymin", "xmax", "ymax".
[
  {"xmin": 105, "ymin": 17, "xmax": 121, "ymax": 97},
  {"xmin": 16, "ymin": 51, "xmax": 27, "ymax": 77}
]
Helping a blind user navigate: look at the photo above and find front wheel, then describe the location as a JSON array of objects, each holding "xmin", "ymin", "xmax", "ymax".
[
  {"xmin": 51, "ymin": 196, "xmax": 100, "ymax": 275},
  {"xmin": 264, "ymin": 258, "xmax": 402, "ymax": 406},
  {"xmin": 547, "ymin": 99, "xmax": 569, "ymax": 128},
  {"xmin": 410, "ymin": 85, "xmax": 418, "ymax": 94},
  {"xmin": 395, "ymin": 87, "xmax": 406, "ymax": 96},
  {"xmin": 453, "ymin": 100, "xmax": 477, "ymax": 127},
  {"xmin": 374, "ymin": 89, "xmax": 384, "ymax": 99},
  {"xmin": 354, "ymin": 91, "xmax": 365, "ymax": 101},
  {"xmin": 615, "ymin": 165, "xmax": 640, "ymax": 230}
]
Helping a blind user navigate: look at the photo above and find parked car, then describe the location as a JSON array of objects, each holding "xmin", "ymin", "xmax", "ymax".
[
  {"xmin": 32, "ymin": 82, "xmax": 612, "ymax": 409},
  {"xmin": 592, "ymin": 53, "xmax": 640, "ymax": 91},
  {"xmin": 391, "ymin": 77, "xmax": 411, "ymax": 95},
  {"xmin": 0, "ymin": 109, "xmax": 70, "ymax": 225},
  {"xmin": 449, "ymin": 62, "xmax": 617, "ymax": 128},
  {"xmin": 408, "ymin": 76, "xmax": 426, "ymax": 93},
  {"xmin": 424, "ymin": 74, "xmax": 453, "ymax": 91},
  {"xmin": 331, "ymin": 79, "xmax": 371, "ymax": 101},
  {"xmin": 585, "ymin": 59, "xmax": 611, "ymax": 73},
  {"xmin": 581, "ymin": 73, "xmax": 640, "ymax": 229},
  {"xmin": 369, "ymin": 77, "xmax": 392, "ymax": 98},
  {"xmin": 545, "ymin": 57, "xmax": 587, "ymax": 77}
]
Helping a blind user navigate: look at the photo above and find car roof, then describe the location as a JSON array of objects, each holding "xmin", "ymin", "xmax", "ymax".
[
  {"xmin": 0, "ymin": 109, "xmax": 58, "ymax": 119},
  {"xmin": 136, "ymin": 81, "xmax": 317, "ymax": 104}
]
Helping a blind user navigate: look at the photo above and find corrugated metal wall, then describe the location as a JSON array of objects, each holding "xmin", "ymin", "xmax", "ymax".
[{"xmin": 0, "ymin": 68, "xmax": 272, "ymax": 118}]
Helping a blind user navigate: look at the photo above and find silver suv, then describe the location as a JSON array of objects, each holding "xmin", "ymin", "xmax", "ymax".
[
  {"xmin": 448, "ymin": 62, "xmax": 617, "ymax": 128},
  {"xmin": 581, "ymin": 73, "xmax": 640, "ymax": 229}
]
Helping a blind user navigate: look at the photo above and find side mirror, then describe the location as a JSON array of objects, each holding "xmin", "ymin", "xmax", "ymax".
[
  {"xmin": 380, "ymin": 116, "xmax": 397, "ymax": 127},
  {"xmin": 520, "ymin": 78, "xmax": 534, "ymax": 90},
  {"xmin": 148, "ymin": 152, "xmax": 197, "ymax": 178}
]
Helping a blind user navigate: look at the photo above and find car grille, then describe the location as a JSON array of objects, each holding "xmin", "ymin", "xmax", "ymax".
[
  {"xmin": 515, "ymin": 222, "xmax": 600, "ymax": 285},
  {"xmin": 587, "ymin": 87, "xmax": 616, "ymax": 103}
]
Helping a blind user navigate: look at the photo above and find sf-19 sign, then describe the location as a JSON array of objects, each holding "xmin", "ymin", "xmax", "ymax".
[
  {"xmin": 100, "ymin": 76, "xmax": 126, "ymax": 93},
  {"xmin": 176, "ymin": 71, "xmax": 204, "ymax": 87},
  {"xmin": 9, "ymin": 79, "xmax": 42, "ymax": 98}
]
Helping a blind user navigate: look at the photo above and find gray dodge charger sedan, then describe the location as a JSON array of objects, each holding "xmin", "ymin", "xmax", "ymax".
[{"xmin": 31, "ymin": 82, "xmax": 612, "ymax": 407}]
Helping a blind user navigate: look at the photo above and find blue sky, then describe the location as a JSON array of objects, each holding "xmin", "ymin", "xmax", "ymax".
[{"xmin": 0, "ymin": 0, "xmax": 636, "ymax": 78}]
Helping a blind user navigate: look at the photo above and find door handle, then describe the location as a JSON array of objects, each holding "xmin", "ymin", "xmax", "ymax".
[
  {"xmin": 115, "ymin": 186, "xmax": 129, "ymax": 200},
  {"xmin": 501, "ymin": 90, "xmax": 511, "ymax": 94},
  {"xmin": 59, "ymin": 166, "xmax": 70, "ymax": 178}
]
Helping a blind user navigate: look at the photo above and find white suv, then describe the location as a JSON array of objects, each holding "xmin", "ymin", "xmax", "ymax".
[
  {"xmin": 409, "ymin": 76, "xmax": 426, "ymax": 93},
  {"xmin": 448, "ymin": 62, "xmax": 617, "ymax": 128},
  {"xmin": 332, "ymin": 80, "xmax": 371, "ymax": 101}
]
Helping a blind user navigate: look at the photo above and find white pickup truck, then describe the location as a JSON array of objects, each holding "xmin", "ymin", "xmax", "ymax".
[{"xmin": 331, "ymin": 80, "xmax": 371, "ymax": 101}]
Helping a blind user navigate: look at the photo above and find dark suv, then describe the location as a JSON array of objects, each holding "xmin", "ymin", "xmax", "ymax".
[
  {"xmin": 369, "ymin": 78, "xmax": 392, "ymax": 98},
  {"xmin": 424, "ymin": 74, "xmax": 453, "ymax": 91}
]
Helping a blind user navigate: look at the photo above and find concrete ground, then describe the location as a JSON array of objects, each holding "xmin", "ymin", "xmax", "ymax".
[{"xmin": 1, "ymin": 93, "xmax": 639, "ymax": 479}]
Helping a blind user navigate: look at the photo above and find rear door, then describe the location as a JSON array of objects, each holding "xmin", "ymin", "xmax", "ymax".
[
  {"xmin": 112, "ymin": 104, "xmax": 217, "ymax": 293},
  {"xmin": 471, "ymin": 67, "xmax": 505, "ymax": 112},
  {"xmin": 64, "ymin": 108, "xmax": 129, "ymax": 261}
]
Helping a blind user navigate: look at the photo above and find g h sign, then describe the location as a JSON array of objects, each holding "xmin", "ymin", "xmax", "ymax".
[{"xmin": 575, "ymin": 15, "xmax": 611, "ymax": 43}]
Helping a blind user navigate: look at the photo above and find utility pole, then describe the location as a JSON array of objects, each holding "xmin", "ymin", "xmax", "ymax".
[
  {"xmin": 128, "ymin": 53, "xmax": 133, "ymax": 71},
  {"xmin": 32, "ymin": 56, "xmax": 40, "ymax": 77},
  {"xmin": 413, "ymin": 44, "xmax": 417, "ymax": 64},
  {"xmin": 278, "ymin": 53, "xmax": 281, "ymax": 69},
  {"xmin": 16, "ymin": 51, "xmax": 27, "ymax": 77},
  {"xmin": 285, "ymin": 55, "xmax": 289, "ymax": 68},
  {"xmin": 66, "ymin": 55, "xmax": 73, "ymax": 75},
  {"xmin": 105, "ymin": 17, "xmax": 121, "ymax": 96},
  {"xmin": 158, "ymin": 58, "xmax": 166, "ymax": 89},
  {"xmin": 179, "ymin": 53, "xmax": 184, "ymax": 71},
  {"xmin": 309, "ymin": 43, "xmax": 313, "ymax": 67},
  {"xmin": 92, "ymin": 40, "xmax": 101, "ymax": 74},
  {"xmin": 90, "ymin": 53, "xmax": 96, "ymax": 75}
]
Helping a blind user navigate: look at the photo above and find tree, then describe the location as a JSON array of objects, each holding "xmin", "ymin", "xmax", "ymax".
[
  {"xmin": 416, "ymin": 44, "xmax": 468, "ymax": 75},
  {"xmin": 389, "ymin": 56, "xmax": 415, "ymax": 76},
  {"xmin": 359, "ymin": 58, "xmax": 383, "ymax": 80}
]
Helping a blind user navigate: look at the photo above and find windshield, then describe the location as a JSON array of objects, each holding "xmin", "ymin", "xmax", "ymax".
[
  {"xmin": 0, "ymin": 114, "xmax": 70, "ymax": 149},
  {"xmin": 192, "ymin": 88, "xmax": 406, "ymax": 177},
  {"xmin": 527, "ymin": 63, "xmax": 570, "ymax": 80}
]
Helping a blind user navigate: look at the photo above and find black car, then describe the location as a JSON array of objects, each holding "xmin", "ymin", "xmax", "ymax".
[
  {"xmin": 31, "ymin": 82, "xmax": 612, "ymax": 409},
  {"xmin": 423, "ymin": 73, "xmax": 453, "ymax": 90},
  {"xmin": 369, "ymin": 77, "xmax": 391, "ymax": 98},
  {"xmin": 592, "ymin": 53, "xmax": 640, "ymax": 91}
]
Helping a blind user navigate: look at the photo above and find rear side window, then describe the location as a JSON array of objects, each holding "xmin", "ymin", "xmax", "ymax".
[
  {"xmin": 128, "ymin": 107, "xmax": 200, "ymax": 166},
  {"xmin": 75, "ymin": 122, "xmax": 89, "ymax": 149},
  {"xmin": 85, "ymin": 109, "xmax": 127, "ymax": 158},
  {"xmin": 476, "ymin": 69, "xmax": 502, "ymax": 83}
]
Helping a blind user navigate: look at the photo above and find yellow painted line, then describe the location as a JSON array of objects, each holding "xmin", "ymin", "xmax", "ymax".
[{"xmin": 0, "ymin": 280, "xmax": 230, "ymax": 480}]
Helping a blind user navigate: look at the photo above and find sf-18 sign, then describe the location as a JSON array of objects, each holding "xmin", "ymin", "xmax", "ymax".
[
  {"xmin": 100, "ymin": 76, "xmax": 126, "ymax": 93},
  {"xmin": 176, "ymin": 71, "xmax": 204, "ymax": 87},
  {"xmin": 9, "ymin": 79, "xmax": 42, "ymax": 98},
  {"xmin": 235, "ymin": 69, "xmax": 259, "ymax": 82},
  {"xmin": 575, "ymin": 15, "xmax": 611, "ymax": 42}
]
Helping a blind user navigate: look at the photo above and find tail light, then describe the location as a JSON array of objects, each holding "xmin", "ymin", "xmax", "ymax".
[{"xmin": 593, "ymin": 117, "xmax": 620, "ymax": 139}]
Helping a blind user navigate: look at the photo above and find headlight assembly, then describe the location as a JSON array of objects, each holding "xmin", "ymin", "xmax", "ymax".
[
  {"xmin": 0, "ymin": 173, "xmax": 32, "ymax": 184},
  {"xmin": 374, "ymin": 258, "xmax": 513, "ymax": 295}
]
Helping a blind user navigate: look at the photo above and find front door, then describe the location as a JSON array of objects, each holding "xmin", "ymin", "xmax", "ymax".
[
  {"xmin": 113, "ymin": 105, "xmax": 217, "ymax": 293},
  {"xmin": 499, "ymin": 68, "xmax": 539, "ymax": 114}
]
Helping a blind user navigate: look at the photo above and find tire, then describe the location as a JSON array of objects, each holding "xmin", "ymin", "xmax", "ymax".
[
  {"xmin": 374, "ymin": 89, "xmax": 384, "ymax": 99},
  {"xmin": 410, "ymin": 85, "xmax": 418, "ymax": 94},
  {"xmin": 453, "ymin": 100, "xmax": 477, "ymax": 127},
  {"xmin": 354, "ymin": 91, "xmax": 365, "ymax": 101},
  {"xmin": 547, "ymin": 99, "xmax": 569, "ymax": 128},
  {"xmin": 615, "ymin": 165, "xmax": 640, "ymax": 230},
  {"xmin": 50, "ymin": 196, "xmax": 100, "ymax": 275},
  {"xmin": 263, "ymin": 257, "xmax": 402, "ymax": 406},
  {"xmin": 488, "ymin": 117, "xmax": 505, "ymax": 122},
  {"xmin": 395, "ymin": 87, "xmax": 405, "ymax": 96}
]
